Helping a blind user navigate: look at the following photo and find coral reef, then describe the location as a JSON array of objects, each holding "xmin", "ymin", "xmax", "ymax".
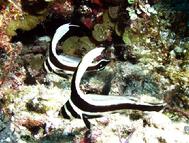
[
  {"xmin": 0, "ymin": 0, "xmax": 189, "ymax": 142},
  {"xmin": 120, "ymin": 1, "xmax": 189, "ymax": 116}
]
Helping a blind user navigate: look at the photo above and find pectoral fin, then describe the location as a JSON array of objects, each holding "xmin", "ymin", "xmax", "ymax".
[{"xmin": 82, "ymin": 114, "xmax": 91, "ymax": 129}]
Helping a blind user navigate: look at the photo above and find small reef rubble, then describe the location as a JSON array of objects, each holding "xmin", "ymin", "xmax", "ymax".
[
  {"xmin": 0, "ymin": 0, "xmax": 189, "ymax": 142},
  {"xmin": 0, "ymin": 84, "xmax": 189, "ymax": 143}
]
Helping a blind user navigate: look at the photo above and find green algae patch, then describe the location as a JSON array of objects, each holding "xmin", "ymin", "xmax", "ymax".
[
  {"xmin": 61, "ymin": 36, "xmax": 95, "ymax": 56},
  {"xmin": 92, "ymin": 24, "xmax": 112, "ymax": 42},
  {"xmin": 92, "ymin": 12, "xmax": 114, "ymax": 42},
  {"xmin": 29, "ymin": 54, "xmax": 44, "ymax": 71},
  {"xmin": 6, "ymin": 14, "xmax": 45, "ymax": 37},
  {"xmin": 122, "ymin": 29, "xmax": 133, "ymax": 46}
]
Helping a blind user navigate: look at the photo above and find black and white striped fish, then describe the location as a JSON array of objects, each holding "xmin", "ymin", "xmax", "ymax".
[
  {"xmin": 59, "ymin": 47, "xmax": 165, "ymax": 129},
  {"xmin": 43, "ymin": 23, "xmax": 105, "ymax": 77}
]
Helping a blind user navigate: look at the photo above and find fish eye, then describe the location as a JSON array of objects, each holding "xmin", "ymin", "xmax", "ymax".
[{"xmin": 99, "ymin": 60, "xmax": 110, "ymax": 68}]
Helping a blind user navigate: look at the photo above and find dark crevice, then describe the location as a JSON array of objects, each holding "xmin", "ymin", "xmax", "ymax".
[{"xmin": 11, "ymin": 15, "xmax": 67, "ymax": 44}]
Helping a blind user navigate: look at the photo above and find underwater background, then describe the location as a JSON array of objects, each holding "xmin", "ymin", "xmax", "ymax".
[{"xmin": 0, "ymin": 0, "xmax": 189, "ymax": 142}]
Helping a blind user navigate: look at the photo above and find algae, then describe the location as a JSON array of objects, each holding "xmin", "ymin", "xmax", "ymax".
[
  {"xmin": 61, "ymin": 36, "xmax": 95, "ymax": 56},
  {"xmin": 92, "ymin": 12, "xmax": 114, "ymax": 42},
  {"xmin": 6, "ymin": 14, "xmax": 45, "ymax": 37},
  {"xmin": 29, "ymin": 54, "xmax": 44, "ymax": 71}
]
